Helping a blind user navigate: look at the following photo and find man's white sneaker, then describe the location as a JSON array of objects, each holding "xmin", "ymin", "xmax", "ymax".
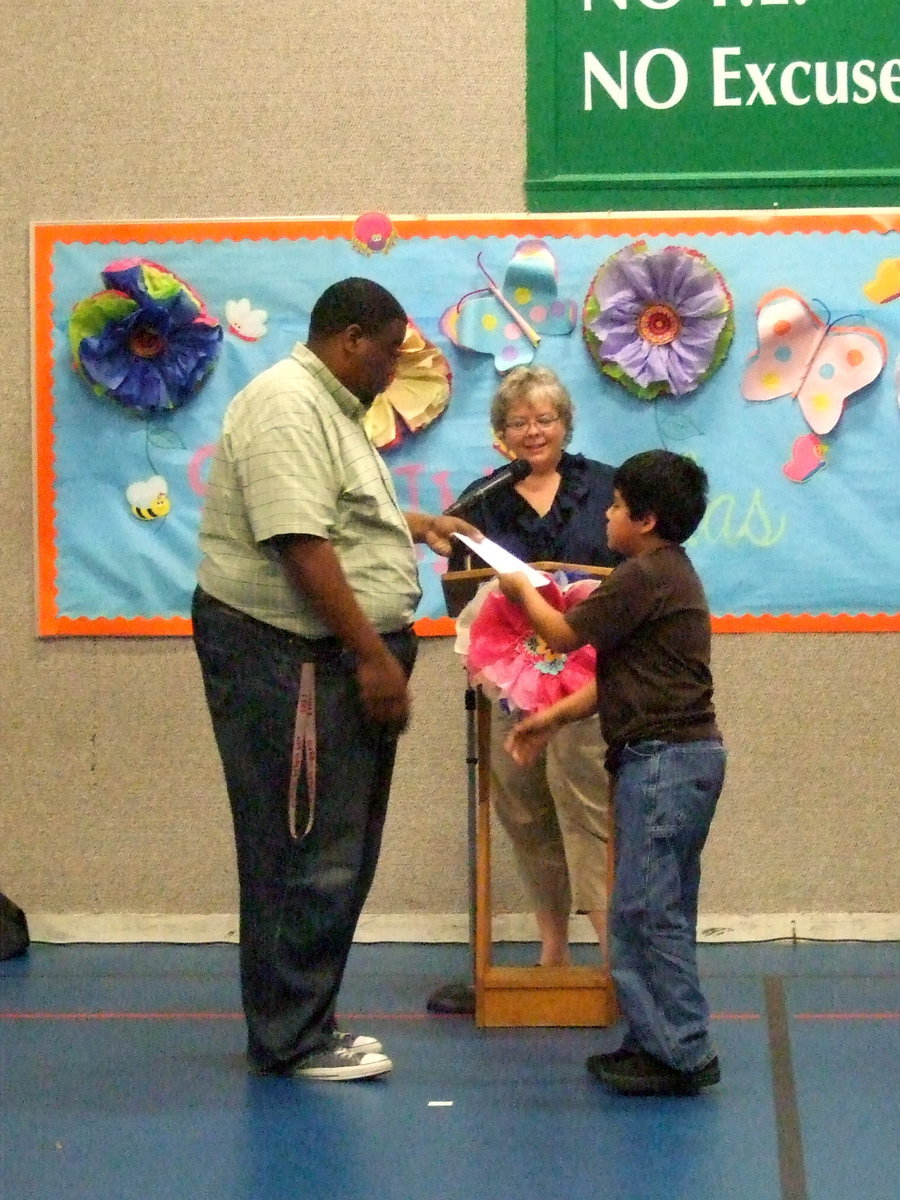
[
  {"xmin": 291, "ymin": 1046, "xmax": 392, "ymax": 1081},
  {"xmin": 331, "ymin": 1030, "xmax": 383, "ymax": 1054}
]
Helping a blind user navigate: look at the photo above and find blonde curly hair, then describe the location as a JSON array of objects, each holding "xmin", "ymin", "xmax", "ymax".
[{"xmin": 489, "ymin": 365, "xmax": 574, "ymax": 447}]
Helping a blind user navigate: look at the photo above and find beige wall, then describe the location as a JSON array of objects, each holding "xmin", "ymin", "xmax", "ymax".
[{"xmin": 1, "ymin": 3, "xmax": 897, "ymax": 925}]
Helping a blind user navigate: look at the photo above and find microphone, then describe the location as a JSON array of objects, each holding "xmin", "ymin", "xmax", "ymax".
[{"xmin": 443, "ymin": 459, "xmax": 532, "ymax": 517}]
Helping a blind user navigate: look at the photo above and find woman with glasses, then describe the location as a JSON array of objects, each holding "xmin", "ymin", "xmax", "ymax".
[{"xmin": 448, "ymin": 365, "xmax": 618, "ymax": 968}]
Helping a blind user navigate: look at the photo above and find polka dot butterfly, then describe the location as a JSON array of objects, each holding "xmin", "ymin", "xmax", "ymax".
[
  {"xmin": 741, "ymin": 288, "xmax": 886, "ymax": 435},
  {"xmin": 440, "ymin": 239, "xmax": 576, "ymax": 374}
]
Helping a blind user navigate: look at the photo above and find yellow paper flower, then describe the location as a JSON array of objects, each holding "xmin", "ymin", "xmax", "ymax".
[{"xmin": 364, "ymin": 322, "xmax": 451, "ymax": 449}]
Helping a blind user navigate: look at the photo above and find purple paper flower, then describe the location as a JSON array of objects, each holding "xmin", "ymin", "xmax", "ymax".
[
  {"xmin": 69, "ymin": 259, "xmax": 223, "ymax": 413},
  {"xmin": 583, "ymin": 242, "xmax": 734, "ymax": 399}
]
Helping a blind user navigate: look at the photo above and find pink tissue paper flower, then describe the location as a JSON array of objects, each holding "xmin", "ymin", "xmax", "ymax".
[{"xmin": 454, "ymin": 575, "xmax": 600, "ymax": 714}]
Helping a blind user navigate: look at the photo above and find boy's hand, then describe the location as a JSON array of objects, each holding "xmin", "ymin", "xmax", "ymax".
[
  {"xmin": 498, "ymin": 571, "xmax": 532, "ymax": 603},
  {"xmin": 504, "ymin": 708, "xmax": 558, "ymax": 766},
  {"xmin": 498, "ymin": 569, "xmax": 581, "ymax": 652}
]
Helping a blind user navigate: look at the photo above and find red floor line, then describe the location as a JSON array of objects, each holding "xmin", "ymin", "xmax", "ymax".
[
  {"xmin": 795, "ymin": 1012, "xmax": 900, "ymax": 1020},
  {"xmin": 0, "ymin": 1012, "xmax": 244, "ymax": 1020},
  {"xmin": 5, "ymin": 1009, "xmax": 895, "ymax": 1022},
  {"xmin": 0, "ymin": 1009, "xmax": 763, "ymax": 1021}
]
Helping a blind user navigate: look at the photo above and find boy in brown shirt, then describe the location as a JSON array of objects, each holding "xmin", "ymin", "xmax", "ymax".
[{"xmin": 500, "ymin": 450, "xmax": 725, "ymax": 1096}]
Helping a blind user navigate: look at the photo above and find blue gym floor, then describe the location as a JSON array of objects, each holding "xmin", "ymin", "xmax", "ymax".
[{"xmin": 1, "ymin": 941, "xmax": 897, "ymax": 1200}]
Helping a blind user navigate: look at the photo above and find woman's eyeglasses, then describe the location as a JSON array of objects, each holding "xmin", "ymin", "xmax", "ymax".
[{"xmin": 505, "ymin": 415, "xmax": 560, "ymax": 432}]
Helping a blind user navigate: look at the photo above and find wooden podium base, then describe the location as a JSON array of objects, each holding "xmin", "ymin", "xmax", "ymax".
[
  {"xmin": 442, "ymin": 562, "xmax": 617, "ymax": 1030},
  {"xmin": 477, "ymin": 965, "xmax": 617, "ymax": 1028},
  {"xmin": 469, "ymin": 682, "xmax": 617, "ymax": 1030}
]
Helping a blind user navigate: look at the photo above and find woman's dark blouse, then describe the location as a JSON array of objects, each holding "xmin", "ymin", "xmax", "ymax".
[{"xmin": 448, "ymin": 452, "xmax": 619, "ymax": 571}]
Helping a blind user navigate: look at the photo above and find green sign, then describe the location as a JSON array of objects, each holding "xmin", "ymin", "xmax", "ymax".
[{"xmin": 527, "ymin": 0, "xmax": 900, "ymax": 210}]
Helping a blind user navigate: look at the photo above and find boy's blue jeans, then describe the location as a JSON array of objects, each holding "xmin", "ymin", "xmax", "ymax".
[{"xmin": 610, "ymin": 738, "xmax": 726, "ymax": 1072}]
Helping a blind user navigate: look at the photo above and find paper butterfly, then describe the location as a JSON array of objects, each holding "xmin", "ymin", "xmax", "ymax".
[
  {"xmin": 863, "ymin": 257, "xmax": 900, "ymax": 305},
  {"xmin": 742, "ymin": 289, "xmax": 887, "ymax": 435},
  {"xmin": 783, "ymin": 433, "xmax": 827, "ymax": 483},
  {"xmin": 440, "ymin": 239, "xmax": 576, "ymax": 373}
]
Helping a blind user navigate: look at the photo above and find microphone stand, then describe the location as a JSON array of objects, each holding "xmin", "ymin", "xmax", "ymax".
[
  {"xmin": 426, "ymin": 463, "xmax": 530, "ymax": 1016},
  {"xmin": 426, "ymin": 541, "xmax": 481, "ymax": 1016},
  {"xmin": 424, "ymin": 680, "xmax": 479, "ymax": 1014}
]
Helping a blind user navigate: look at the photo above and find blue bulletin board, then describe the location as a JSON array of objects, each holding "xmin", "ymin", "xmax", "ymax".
[{"xmin": 32, "ymin": 211, "xmax": 900, "ymax": 636}]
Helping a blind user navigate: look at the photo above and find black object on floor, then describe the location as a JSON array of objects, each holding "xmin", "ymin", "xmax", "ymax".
[
  {"xmin": 425, "ymin": 980, "xmax": 476, "ymax": 1014},
  {"xmin": 0, "ymin": 891, "xmax": 29, "ymax": 961}
]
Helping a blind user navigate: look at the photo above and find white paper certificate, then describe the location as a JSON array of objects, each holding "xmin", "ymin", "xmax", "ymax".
[{"xmin": 451, "ymin": 534, "xmax": 550, "ymax": 587}]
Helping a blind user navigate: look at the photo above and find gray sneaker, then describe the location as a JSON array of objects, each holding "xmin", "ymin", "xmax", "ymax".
[
  {"xmin": 291, "ymin": 1046, "xmax": 392, "ymax": 1081},
  {"xmin": 331, "ymin": 1030, "xmax": 383, "ymax": 1054}
]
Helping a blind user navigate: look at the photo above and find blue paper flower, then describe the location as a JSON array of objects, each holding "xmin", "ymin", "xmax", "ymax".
[{"xmin": 69, "ymin": 259, "xmax": 223, "ymax": 413}]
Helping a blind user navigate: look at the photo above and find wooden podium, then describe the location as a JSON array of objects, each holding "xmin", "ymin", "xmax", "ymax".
[{"xmin": 442, "ymin": 562, "xmax": 618, "ymax": 1029}]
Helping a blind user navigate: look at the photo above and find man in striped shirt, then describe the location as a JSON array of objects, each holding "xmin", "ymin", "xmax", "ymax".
[{"xmin": 192, "ymin": 278, "xmax": 476, "ymax": 1082}]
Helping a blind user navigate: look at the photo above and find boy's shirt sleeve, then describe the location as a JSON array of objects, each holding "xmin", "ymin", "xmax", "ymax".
[{"xmin": 566, "ymin": 557, "xmax": 658, "ymax": 656}]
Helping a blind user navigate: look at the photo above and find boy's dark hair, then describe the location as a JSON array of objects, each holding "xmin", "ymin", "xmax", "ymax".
[
  {"xmin": 308, "ymin": 277, "xmax": 406, "ymax": 341},
  {"xmin": 613, "ymin": 450, "xmax": 708, "ymax": 543}
]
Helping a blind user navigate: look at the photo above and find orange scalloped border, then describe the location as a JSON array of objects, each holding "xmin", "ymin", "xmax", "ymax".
[
  {"xmin": 32, "ymin": 211, "xmax": 900, "ymax": 638},
  {"xmin": 34, "ymin": 612, "xmax": 900, "ymax": 639},
  {"xmin": 711, "ymin": 612, "xmax": 900, "ymax": 633}
]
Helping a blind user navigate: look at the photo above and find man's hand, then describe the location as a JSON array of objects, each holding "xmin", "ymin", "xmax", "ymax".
[
  {"xmin": 424, "ymin": 515, "xmax": 481, "ymax": 558},
  {"xmin": 272, "ymin": 534, "xmax": 412, "ymax": 732},
  {"xmin": 356, "ymin": 643, "xmax": 411, "ymax": 733},
  {"xmin": 404, "ymin": 512, "xmax": 482, "ymax": 558}
]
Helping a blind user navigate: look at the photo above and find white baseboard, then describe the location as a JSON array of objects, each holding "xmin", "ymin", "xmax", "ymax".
[{"xmin": 25, "ymin": 911, "xmax": 900, "ymax": 945}]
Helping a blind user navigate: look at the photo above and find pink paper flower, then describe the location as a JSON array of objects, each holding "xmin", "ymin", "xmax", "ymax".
[
  {"xmin": 351, "ymin": 211, "xmax": 397, "ymax": 255},
  {"xmin": 455, "ymin": 576, "xmax": 599, "ymax": 714}
]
